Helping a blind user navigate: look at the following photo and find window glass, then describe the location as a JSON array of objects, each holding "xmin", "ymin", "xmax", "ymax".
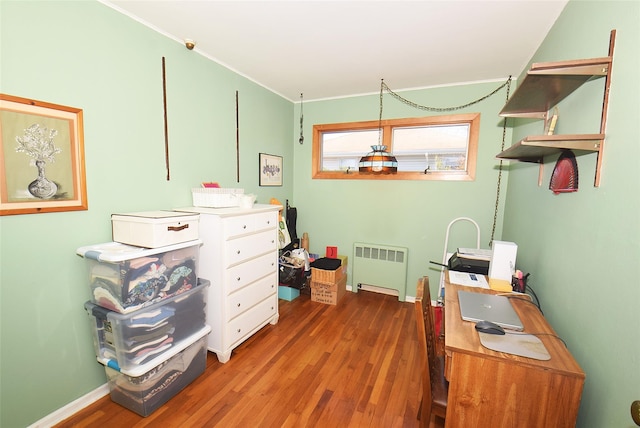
[
  {"xmin": 321, "ymin": 130, "xmax": 377, "ymax": 172},
  {"xmin": 392, "ymin": 124, "xmax": 470, "ymax": 172},
  {"xmin": 312, "ymin": 114, "xmax": 479, "ymax": 180}
]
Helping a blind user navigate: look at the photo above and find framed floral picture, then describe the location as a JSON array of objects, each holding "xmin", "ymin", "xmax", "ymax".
[
  {"xmin": 259, "ymin": 153, "xmax": 282, "ymax": 186},
  {"xmin": 0, "ymin": 94, "xmax": 87, "ymax": 215}
]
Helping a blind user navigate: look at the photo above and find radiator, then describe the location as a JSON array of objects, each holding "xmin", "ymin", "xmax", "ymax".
[{"xmin": 352, "ymin": 243, "xmax": 408, "ymax": 301}]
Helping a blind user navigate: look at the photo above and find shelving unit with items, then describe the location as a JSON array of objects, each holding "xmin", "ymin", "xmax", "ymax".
[{"xmin": 497, "ymin": 30, "xmax": 616, "ymax": 187}]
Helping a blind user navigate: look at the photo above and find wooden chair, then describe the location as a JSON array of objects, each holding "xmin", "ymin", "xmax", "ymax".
[{"xmin": 414, "ymin": 276, "xmax": 448, "ymax": 427}]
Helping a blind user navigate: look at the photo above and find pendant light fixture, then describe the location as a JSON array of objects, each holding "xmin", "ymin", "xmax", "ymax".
[
  {"xmin": 358, "ymin": 145, "xmax": 398, "ymax": 173},
  {"xmin": 358, "ymin": 79, "xmax": 398, "ymax": 174}
]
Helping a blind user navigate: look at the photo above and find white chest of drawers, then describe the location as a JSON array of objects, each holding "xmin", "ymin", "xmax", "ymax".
[{"xmin": 178, "ymin": 204, "xmax": 280, "ymax": 363}]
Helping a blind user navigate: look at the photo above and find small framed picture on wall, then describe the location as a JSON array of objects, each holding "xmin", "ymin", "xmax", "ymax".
[{"xmin": 259, "ymin": 153, "xmax": 282, "ymax": 186}]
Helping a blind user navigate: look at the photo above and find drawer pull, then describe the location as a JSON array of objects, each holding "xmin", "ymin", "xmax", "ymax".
[
  {"xmin": 243, "ymin": 224, "xmax": 247, "ymax": 229},
  {"xmin": 237, "ymin": 328, "xmax": 241, "ymax": 333},
  {"xmin": 237, "ymin": 250, "xmax": 241, "ymax": 255},
  {"xmin": 237, "ymin": 303, "xmax": 241, "ymax": 307},
  {"xmin": 167, "ymin": 224, "xmax": 189, "ymax": 232},
  {"xmin": 236, "ymin": 277, "xmax": 241, "ymax": 281}
]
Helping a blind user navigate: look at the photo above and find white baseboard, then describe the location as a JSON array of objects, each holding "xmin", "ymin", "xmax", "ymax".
[
  {"xmin": 349, "ymin": 283, "xmax": 417, "ymax": 302},
  {"xmin": 28, "ymin": 384, "xmax": 109, "ymax": 428},
  {"xmin": 352, "ymin": 283, "xmax": 399, "ymax": 296}
]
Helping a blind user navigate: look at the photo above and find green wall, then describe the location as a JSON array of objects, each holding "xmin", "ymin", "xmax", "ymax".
[
  {"xmin": 292, "ymin": 2, "xmax": 639, "ymax": 427},
  {"xmin": 0, "ymin": 1, "xmax": 293, "ymax": 426},
  {"xmin": 1, "ymin": 0, "xmax": 638, "ymax": 427},
  {"xmin": 292, "ymin": 83, "xmax": 512, "ymax": 298},
  {"xmin": 500, "ymin": 2, "xmax": 639, "ymax": 428}
]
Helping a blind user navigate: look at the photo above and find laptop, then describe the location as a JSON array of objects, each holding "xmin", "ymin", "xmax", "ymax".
[{"xmin": 458, "ymin": 290, "xmax": 524, "ymax": 331}]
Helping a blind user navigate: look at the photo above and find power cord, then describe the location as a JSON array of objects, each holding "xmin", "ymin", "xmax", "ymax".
[
  {"xmin": 525, "ymin": 283, "xmax": 542, "ymax": 314},
  {"xmin": 502, "ymin": 283, "xmax": 566, "ymax": 348},
  {"xmin": 500, "ymin": 283, "xmax": 543, "ymax": 315},
  {"xmin": 504, "ymin": 293, "xmax": 543, "ymax": 315}
]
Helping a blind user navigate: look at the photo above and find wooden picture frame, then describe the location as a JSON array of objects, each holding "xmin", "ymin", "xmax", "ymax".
[
  {"xmin": 259, "ymin": 153, "xmax": 282, "ymax": 186},
  {"xmin": 0, "ymin": 94, "xmax": 87, "ymax": 215}
]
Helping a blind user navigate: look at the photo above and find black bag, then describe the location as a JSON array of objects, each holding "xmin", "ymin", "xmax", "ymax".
[
  {"xmin": 278, "ymin": 252, "xmax": 306, "ymax": 288},
  {"xmin": 286, "ymin": 200, "xmax": 298, "ymax": 243}
]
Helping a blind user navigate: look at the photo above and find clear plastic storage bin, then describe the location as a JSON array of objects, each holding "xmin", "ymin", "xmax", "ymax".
[
  {"xmin": 104, "ymin": 330, "xmax": 209, "ymax": 417},
  {"xmin": 77, "ymin": 240, "xmax": 201, "ymax": 313},
  {"xmin": 84, "ymin": 280, "xmax": 209, "ymax": 373}
]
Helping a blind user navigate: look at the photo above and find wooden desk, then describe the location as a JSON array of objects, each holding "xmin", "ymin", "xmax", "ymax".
[{"xmin": 444, "ymin": 275, "xmax": 585, "ymax": 427}]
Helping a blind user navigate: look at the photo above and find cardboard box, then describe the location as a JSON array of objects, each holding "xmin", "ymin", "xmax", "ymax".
[
  {"xmin": 311, "ymin": 275, "xmax": 347, "ymax": 305},
  {"xmin": 311, "ymin": 255, "xmax": 348, "ymax": 285},
  {"xmin": 112, "ymin": 211, "xmax": 200, "ymax": 248}
]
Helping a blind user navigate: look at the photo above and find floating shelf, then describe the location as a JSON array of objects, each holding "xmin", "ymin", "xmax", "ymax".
[{"xmin": 496, "ymin": 30, "xmax": 616, "ymax": 187}]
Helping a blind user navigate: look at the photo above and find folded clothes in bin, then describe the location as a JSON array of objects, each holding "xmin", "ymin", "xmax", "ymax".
[
  {"xmin": 85, "ymin": 280, "xmax": 209, "ymax": 373},
  {"xmin": 105, "ymin": 329, "xmax": 209, "ymax": 417},
  {"xmin": 77, "ymin": 240, "xmax": 201, "ymax": 313}
]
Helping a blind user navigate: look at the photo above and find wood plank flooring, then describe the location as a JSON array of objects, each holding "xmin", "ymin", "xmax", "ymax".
[{"xmin": 55, "ymin": 289, "xmax": 422, "ymax": 427}]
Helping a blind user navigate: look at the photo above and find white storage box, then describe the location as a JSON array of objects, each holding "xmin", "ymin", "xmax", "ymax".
[
  {"xmin": 112, "ymin": 210, "xmax": 199, "ymax": 248},
  {"xmin": 191, "ymin": 188, "xmax": 244, "ymax": 208},
  {"xmin": 104, "ymin": 329, "xmax": 209, "ymax": 417},
  {"xmin": 85, "ymin": 279, "xmax": 209, "ymax": 373},
  {"xmin": 77, "ymin": 240, "xmax": 201, "ymax": 313}
]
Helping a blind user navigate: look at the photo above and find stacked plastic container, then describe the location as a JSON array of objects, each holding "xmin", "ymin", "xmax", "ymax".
[{"xmin": 77, "ymin": 211, "xmax": 210, "ymax": 416}]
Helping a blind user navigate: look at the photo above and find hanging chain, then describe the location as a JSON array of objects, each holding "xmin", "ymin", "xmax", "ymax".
[
  {"xmin": 489, "ymin": 77, "xmax": 512, "ymax": 246},
  {"xmin": 381, "ymin": 77, "xmax": 511, "ymax": 112},
  {"xmin": 378, "ymin": 81, "xmax": 384, "ymax": 146},
  {"xmin": 299, "ymin": 93, "xmax": 304, "ymax": 144},
  {"xmin": 379, "ymin": 76, "xmax": 513, "ymax": 245}
]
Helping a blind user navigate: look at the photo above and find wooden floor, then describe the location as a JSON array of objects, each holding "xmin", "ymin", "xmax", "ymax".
[{"xmin": 55, "ymin": 289, "xmax": 422, "ymax": 427}]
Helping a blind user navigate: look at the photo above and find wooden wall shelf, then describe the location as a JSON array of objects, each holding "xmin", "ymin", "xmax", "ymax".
[
  {"xmin": 499, "ymin": 58, "xmax": 612, "ymax": 119},
  {"xmin": 497, "ymin": 30, "xmax": 616, "ymax": 187},
  {"xmin": 497, "ymin": 134, "xmax": 603, "ymax": 162}
]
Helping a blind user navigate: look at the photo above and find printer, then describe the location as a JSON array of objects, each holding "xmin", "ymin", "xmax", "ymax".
[{"xmin": 447, "ymin": 252, "xmax": 490, "ymax": 275}]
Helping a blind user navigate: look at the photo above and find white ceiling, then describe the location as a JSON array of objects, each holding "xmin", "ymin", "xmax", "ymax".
[{"xmin": 102, "ymin": 0, "xmax": 568, "ymax": 102}]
